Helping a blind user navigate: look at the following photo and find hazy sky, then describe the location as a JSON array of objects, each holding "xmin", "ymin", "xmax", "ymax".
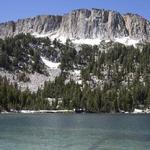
[{"xmin": 0, "ymin": 0, "xmax": 149, "ymax": 22}]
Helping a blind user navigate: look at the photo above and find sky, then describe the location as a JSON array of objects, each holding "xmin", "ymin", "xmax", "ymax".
[{"xmin": 0, "ymin": 0, "xmax": 149, "ymax": 23}]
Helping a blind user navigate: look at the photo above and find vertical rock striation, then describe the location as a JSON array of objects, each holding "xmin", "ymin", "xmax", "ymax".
[{"xmin": 0, "ymin": 8, "xmax": 150, "ymax": 42}]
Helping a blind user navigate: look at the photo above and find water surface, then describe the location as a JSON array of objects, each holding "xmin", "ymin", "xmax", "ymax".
[{"xmin": 0, "ymin": 113, "xmax": 150, "ymax": 150}]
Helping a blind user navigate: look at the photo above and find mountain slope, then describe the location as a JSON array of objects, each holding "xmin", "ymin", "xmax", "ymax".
[
  {"xmin": 0, "ymin": 33, "xmax": 150, "ymax": 112},
  {"xmin": 0, "ymin": 34, "xmax": 61, "ymax": 91}
]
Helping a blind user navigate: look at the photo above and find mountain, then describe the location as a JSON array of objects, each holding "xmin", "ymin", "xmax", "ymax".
[
  {"xmin": 1, "ymin": 33, "xmax": 150, "ymax": 113},
  {"xmin": 0, "ymin": 8, "xmax": 150, "ymax": 45},
  {"xmin": 0, "ymin": 9, "xmax": 150, "ymax": 113}
]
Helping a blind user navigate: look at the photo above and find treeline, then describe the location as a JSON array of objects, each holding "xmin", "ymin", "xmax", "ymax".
[
  {"xmin": 0, "ymin": 34, "xmax": 150, "ymax": 112},
  {"xmin": 39, "ymin": 74, "xmax": 150, "ymax": 113},
  {"xmin": 40, "ymin": 42, "xmax": 150, "ymax": 112},
  {"xmin": 1, "ymin": 72, "xmax": 150, "ymax": 112},
  {"xmin": 0, "ymin": 76, "xmax": 50, "ymax": 112}
]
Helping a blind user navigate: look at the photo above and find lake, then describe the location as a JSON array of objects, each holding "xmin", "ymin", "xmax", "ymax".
[{"xmin": 0, "ymin": 113, "xmax": 150, "ymax": 150}]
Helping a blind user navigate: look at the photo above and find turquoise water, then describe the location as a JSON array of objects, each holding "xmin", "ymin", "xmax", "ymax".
[{"xmin": 0, "ymin": 113, "xmax": 150, "ymax": 150}]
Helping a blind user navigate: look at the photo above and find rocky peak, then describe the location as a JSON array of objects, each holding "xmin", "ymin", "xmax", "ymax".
[
  {"xmin": 0, "ymin": 15, "xmax": 62, "ymax": 39},
  {"xmin": 59, "ymin": 9, "xmax": 128, "ymax": 40},
  {"xmin": 123, "ymin": 13, "xmax": 150, "ymax": 41},
  {"xmin": 0, "ymin": 8, "xmax": 150, "ymax": 43}
]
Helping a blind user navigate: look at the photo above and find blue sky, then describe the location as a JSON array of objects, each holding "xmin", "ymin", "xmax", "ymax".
[{"xmin": 0, "ymin": 0, "xmax": 149, "ymax": 22}]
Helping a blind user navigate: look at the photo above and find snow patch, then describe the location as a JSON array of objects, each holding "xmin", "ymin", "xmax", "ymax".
[
  {"xmin": 132, "ymin": 108, "xmax": 150, "ymax": 114},
  {"xmin": 19, "ymin": 110, "xmax": 74, "ymax": 113},
  {"xmin": 32, "ymin": 32, "xmax": 140, "ymax": 46},
  {"xmin": 32, "ymin": 32, "xmax": 67, "ymax": 43},
  {"xmin": 115, "ymin": 37, "xmax": 139, "ymax": 47},
  {"xmin": 32, "ymin": 32, "xmax": 52, "ymax": 38},
  {"xmin": 41, "ymin": 57, "xmax": 60, "ymax": 69},
  {"xmin": 133, "ymin": 109, "xmax": 143, "ymax": 113},
  {"xmin": 72, "ymin": 39, "xmax": 102, "ymax": 46}
]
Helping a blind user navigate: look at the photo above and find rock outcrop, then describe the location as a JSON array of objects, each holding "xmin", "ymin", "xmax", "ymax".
[
  {"xmin": 123, "ymin": 13, "xmax": 150, "ymax": 41},
  {"xmin": 0, "ymin": 8, "xmax": 150, "ymax": 42},
  {"xmin": 0, "ymin": 15, "xmax": 62, "ymax": 39},
  {"xmin": 59, "ymin": 9, "xmax": 128, "ymax": 40}
]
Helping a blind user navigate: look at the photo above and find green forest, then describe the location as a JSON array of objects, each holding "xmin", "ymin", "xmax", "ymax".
[{"xmin": 0, "ymin": 34, "xmax": 150, "ymax": 113}]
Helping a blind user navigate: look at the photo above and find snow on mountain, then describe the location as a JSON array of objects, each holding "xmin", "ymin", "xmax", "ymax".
[
  {"xmin": 32, "ymin": 32, "xmax": 52, "ymax": 38},
  {"xmin": 72, "ymin": 37, "xmax": 140, "ymax": 46},
  {"xmin": 115, "ymin": 37, "xmax": 139, "ymax": 46},
  {"xmin": 72, "ymin": 39, "xmax": 102, "ymax": 46},
  {"xmin": 41, "ymin": 57, "xmax": 60, "ymax": 69},
  {"xmin": 32, "ymin": 32, "xmax": 140, "ymax": 46}
]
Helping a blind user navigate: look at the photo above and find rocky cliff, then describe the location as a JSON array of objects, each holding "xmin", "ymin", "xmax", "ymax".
[
  {"xmin": 123, "ymin": 13, "xmax": 150, "ymax": 41},
  {"xmin": 0, "ymin": 8, "xmax": 150, "ymax": 42},
  {"xmin": 0, "ymin": 15, "xmax": 62, "ymax": 39}
]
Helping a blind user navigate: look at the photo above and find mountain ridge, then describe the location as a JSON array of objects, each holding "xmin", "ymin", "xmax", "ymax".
[{"xmin": 0, "ymin": 8, "xmax": 150, "ymax": 44}]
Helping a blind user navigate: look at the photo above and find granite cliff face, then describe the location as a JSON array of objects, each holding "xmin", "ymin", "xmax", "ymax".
[
  {"xmin": 123, "ymin": 13, "xmax": 150, "ymax": 41},
  {"xmin": 0, "ymin": 8, "xmax": 150, "ymax": 42},
  {"xmin": 59, "ymin": 9, "xmax": 128, "ymax": 40},
  {"xmin": 0, "ymin": 15, "xmax": 62, "ymax": 39}
]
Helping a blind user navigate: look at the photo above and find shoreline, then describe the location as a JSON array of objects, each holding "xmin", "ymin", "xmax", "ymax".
[
  {"xmin": 1, "ymin": 109, "xmax": 75, "ymax": 114},
  {"xmin": 1, "ymin": 108, "xmax": 150, "ymax": 114}
]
